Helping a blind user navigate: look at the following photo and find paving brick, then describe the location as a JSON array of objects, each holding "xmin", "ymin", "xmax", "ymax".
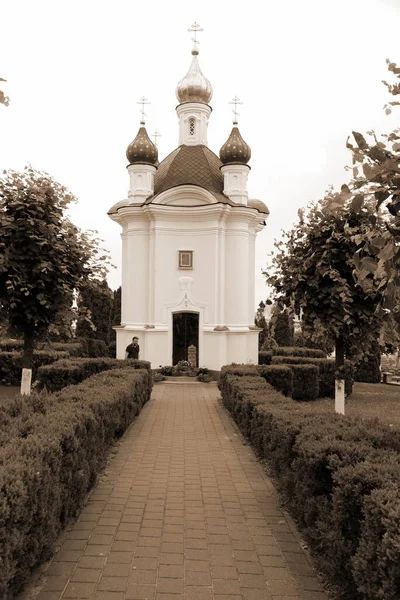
[
  {"xmin": 184, "ymin": 587, "xmax": 213, "ymax": 600},
  {"xmin": 157, "ymin": 578, "xmax": 184, "ymax": 593},
  {"xmin": 70, "ymin": 568, "xmax": 101, "ymax": 583},
  {"xmin": 213, "ymin": 578, "xmax": 242, "ymax": 594},
  {"xmin": 41, "ymin": 575, "xmax": 69, "ymax": 592},
  {"xmin": 102, "ymin": 563, "xmax": 131, "ymax": 577},
  {"xmin": 185, "ymin": 570, "xmax": 212, "ymax": 585},
  {"xmin": 62, "ymin": 582, "xmax": 96, "ymax": 598},
  {"xmin": 125, "ymin": 583, "xmax": 156, "ymax": 599}
]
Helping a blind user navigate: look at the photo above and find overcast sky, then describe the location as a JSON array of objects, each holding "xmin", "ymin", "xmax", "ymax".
[{"xmin": 1, "ymin": 0, "xmax": 399, "ymax": 307}]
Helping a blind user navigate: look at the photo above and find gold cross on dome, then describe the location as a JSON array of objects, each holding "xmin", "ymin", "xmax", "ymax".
[
  {"xmin": 188, "ymin": 22, "xmax": 203, "ymax": 51},
  {"xmin": 152, "ymin": 130, "xmax": 162, "ymax": 146},
  {"xmin": 137, "ymin": 96, "xmax": 150, "ymax": 124},
  {"xmin": 229, "ymin": 96, "xmax": 243, "ymax": 124}
]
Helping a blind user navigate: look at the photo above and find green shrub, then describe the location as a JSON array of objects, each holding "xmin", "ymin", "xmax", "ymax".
[
  {"xmin": 108, "ymin": 341, "xmax": 116, "ymax": 358},
  {"xmin": 0, "ymin": 350, "xmax": 69, "ymax": 385},
  {"xmin": 273, "ymin": 346, "xmax": 326, "ymax": 358},
  {"xmin": 258, "ymin": 365, "xmax": 293, "ymax": 396},
  {"xmin": 219, "ymin": 368, "xmax": 400, "ymax": 600},
  {"xmin": 271, "ymin": 356, "xmax": 354, "ymax": 397},
  {"xmin": 0, "ymin": 339, "xmax": 24, "ymax": 352},
  {"xmin": 355, "ymin": 353, "xmax": 381, "ymax": 384},
  {"xmin": 352, "ymin": 483, "xmax": 400, "ymax": 600},
  {"xmin": 288, "ymin": 364, "xmax": 319, "ymax": 401},
  {"xmin": 219, "ymin": 364, "xmax": 261, "ymax": 396},
  {"xmin": 258, "ymin": 351, "xmax": 272, "ymax": 365},
  {"xmin": 314, "ymin": 454, "xmax": 400, "ymax": 598},
  {"xmin": 0, "ymin": 367, "xmax": 150, "ymax": 599},
  {"xmin": 37, "ymin": 357, "xmax": 152, "ymax": 393},
  {"xmin": 75, "ymin": 337, "xmax": 108, "ymax": 358},
  {"xmin": 160, "ymin": 365, "xmax": 174, "ymax": 376},
  {"xmin": 42, "ymin": 342, "xmax": 82, "ymax": 357}
]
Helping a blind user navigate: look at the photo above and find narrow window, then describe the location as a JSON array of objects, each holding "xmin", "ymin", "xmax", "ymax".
[
  {"xmin": 178, "ymin": 250, "xmax": 193, "ymax": 269},
  {"xmin": 189, "ymin": 118, "xmax": 196, "ymax": 136}
]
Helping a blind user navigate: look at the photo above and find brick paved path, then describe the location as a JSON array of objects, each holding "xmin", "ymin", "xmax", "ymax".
[{"xmin": 31, "ymin": 382, "xmax": 328, "ymax": 600}]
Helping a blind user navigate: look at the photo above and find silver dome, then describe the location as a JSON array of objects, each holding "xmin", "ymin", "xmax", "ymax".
[{"xmin": 176, "ymin": 50, "xmax": 213, "ymax": 105}]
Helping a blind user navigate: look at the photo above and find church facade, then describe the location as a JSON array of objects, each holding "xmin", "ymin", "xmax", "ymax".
[{"xmin": 108, "ymin": 36, "xmax": 269, "ymax": 371}]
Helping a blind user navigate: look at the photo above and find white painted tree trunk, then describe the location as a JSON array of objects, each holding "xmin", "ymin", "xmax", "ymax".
[
  {"xmin": 335, "ymin": 378, "xmax": 345, "ymax": 415},
  {"xmin": 21, "ymin": 368, "xmax": 32, "ymax": 396}
]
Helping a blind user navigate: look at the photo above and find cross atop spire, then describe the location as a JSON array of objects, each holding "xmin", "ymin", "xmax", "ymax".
[
  {"xmin": 137, "ymin": 96, "xmax": 151, "ymax": 125},
  {"xmin": 229, "ymin": 96, "xmax": 243, "ymax": 125},
  {"xmin": 188, "ymin": 21, "xmax": 203, "ymax": 53},
  {"xmin": 152, "ymin": 130, "xmax": 162, "ymax": 146}
]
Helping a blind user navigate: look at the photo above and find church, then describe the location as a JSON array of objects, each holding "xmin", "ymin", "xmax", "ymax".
[{"xmin": 108, "ymin": 26, "xmax": 269, "ymax": 371}]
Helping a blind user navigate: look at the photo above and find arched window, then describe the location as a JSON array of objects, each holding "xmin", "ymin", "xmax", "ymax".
[{"xmin": 189, "ymin": 117, "xmax": 196, "ymax": 136}]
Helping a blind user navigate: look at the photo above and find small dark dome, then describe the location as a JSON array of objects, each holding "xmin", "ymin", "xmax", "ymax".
[
  {"xmin": 219, "ymin": 125, "xmax": 251, "ymax": 165},
  {"xmin": 126, "ymin": 125, "xmax": 158, "ymax": 166}
]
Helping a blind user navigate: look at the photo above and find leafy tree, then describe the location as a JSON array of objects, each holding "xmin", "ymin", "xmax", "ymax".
[
  {"xmin": 111, "ymin": 286, "xmax": 122, "ymax": 340},
  {"xmin": 0, "ymin": 166, "xmax": 109, "ymax": 394},
  {"xmin": 76, "ymin": 279, "xmax": 113, "ymax": 345},
  {"xmin": 329, "ymin": 59, "xmax": 400, "ymax": 347},
  {"xmin": 254, "ymin": 300, "xmax": 268, "ymax": 350},
  {"xmin": 265, "ymin": 197, "xmax": 385, "ymax": 412},
  {"xmin": 0, "ymin": 78, "xmax": 9, "ymax": 107},
  {"xmin": 269, "ymin": 303, "xmax": 294, "ymax": 347}
]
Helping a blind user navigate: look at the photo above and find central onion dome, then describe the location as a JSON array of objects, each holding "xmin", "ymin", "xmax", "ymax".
[
  {"xmin": 176, "ymin": 49, "xmax": 213, "ymax": 105},
  {"xmin": 219, "ymin": 123, "xmax": 251, "ymax": 165},
  {"xmin": 126, "ymin": 123, "xmax": 158, "ymax": 166}
]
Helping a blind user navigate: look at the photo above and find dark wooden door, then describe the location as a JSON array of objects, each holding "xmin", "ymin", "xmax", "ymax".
[{"xmin": 172, "ymin": 312, "xmax": 199, "ymax": 366}]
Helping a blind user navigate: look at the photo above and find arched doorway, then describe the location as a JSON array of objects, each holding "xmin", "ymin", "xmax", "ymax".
[{"xmin": 172, "ymin": 311, "xmax": 199, "ymax": 366}]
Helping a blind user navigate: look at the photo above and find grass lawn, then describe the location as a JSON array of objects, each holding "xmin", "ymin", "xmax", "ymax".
[{"xmin": 305, "ymin": 382, "xmax": 400, "ymax": 428}]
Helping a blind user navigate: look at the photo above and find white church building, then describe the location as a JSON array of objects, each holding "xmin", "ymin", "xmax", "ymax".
[{"xmin": 109, "ymin": 30, "xmax": 269, "ymax": 371}]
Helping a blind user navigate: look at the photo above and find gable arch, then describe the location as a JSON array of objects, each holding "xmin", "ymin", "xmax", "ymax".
[{"xmin": 152, "ymin": 185, "xmax": 218, "ymax": 206}]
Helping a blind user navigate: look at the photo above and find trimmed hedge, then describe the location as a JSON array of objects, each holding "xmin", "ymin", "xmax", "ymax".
[
  {"xmin": 289, "ymin": 364, "xmax": 319, "ymax": 401},
  {"xmin": 0, "ymin": 366, "xmax": 151, "ymax": 599},
  {"xmin": 273, "ymin": 346, "xmax": 326, "ymax": 358},
  {"xmin": 259, "ymin": 365, "xmax": 293, "ymax": 397},
  {"xmin": 0, "ymin": 351, "xmax": 69, "ymax": 385},
  {"xmin": 37, "ymin": 358, "xmax": 152, "ymax": 393},
  {"xmin": 220, "ymin": 365, "xmax": 400, "ymax": 600},
  {"xmin": 271, "ymin": 356, "xmax": 354, "ymax": 397},
  {"xmin": 258, "ymin": 351, "xmax": 272, "ymax": 365},
  {"xmin": 76, "ymin": 337, "xmax": 108, "ymax": 358}
]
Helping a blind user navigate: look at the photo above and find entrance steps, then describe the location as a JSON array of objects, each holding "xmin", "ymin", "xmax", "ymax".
[{"xmin": 157, "ymin": 376, "xmax": 216, "ymax": 385}]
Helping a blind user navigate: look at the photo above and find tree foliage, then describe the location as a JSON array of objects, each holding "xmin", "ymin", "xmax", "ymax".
[
  {"xmin": 265, "ymin": 197, "xmax": 386, "ymax": 362},
  {"xmin": 269, "ymin": 303, "xmax": 294, "ymax": 347},
  {"xmin": 254, "ymin": 300, "xmax": 268, "ymax": 350},
  {"xmin": 0, "ymin": 166, "xmax": 109, "ymax": 379},
  {"xmin": 325, "ymin": 59, "xmax": 400, "ymax": 346},
  {"xmin": 0, "ymin": 77, "xmax": 9, "ymax": 107},
  {"xmin": 76, "ymin": 279, "xmax": 114, "ymax": 345}
]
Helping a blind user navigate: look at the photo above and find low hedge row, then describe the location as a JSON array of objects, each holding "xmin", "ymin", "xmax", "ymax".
[
  {"xmin": 37, "ymin": 358, "xmax": 152, "ymax": 393},
  {"xmin": 220, "ymin": 366, "xmax": 400, "ymax": 600},
  {"xmin": 258, "ymin": 351, "xmax": 272, "ymax": 365},
  {"xmin": 0, "ymin": 338, "xmax": 109, "ymax": 358},
  {"xmin": 271, "ymin": 356, "xmax": 354, "ymax": 397},
  {"xmin": 273, "ymin": 346, "xmax": 326, "ymax": 358},
  {"xmin": 0, "ymin": 366, "xmax": 151, "ymax": 599},
  {"xmin": 0, "ymin": 351, "xmax": 69, "ymax": 385}
]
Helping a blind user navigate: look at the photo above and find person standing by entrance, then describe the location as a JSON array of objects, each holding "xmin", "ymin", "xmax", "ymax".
[{"xmin": 125, "ymin": 337, "xmax": 140, "ymax": 359}]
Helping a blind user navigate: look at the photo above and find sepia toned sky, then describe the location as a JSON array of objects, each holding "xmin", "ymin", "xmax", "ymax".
[{"xmin": 1, "ymin": 0, "xmax": 399, "ymax": 306}]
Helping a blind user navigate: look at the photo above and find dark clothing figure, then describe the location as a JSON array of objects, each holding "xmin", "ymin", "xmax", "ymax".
[{"xmin": 126, "ymin": 342, "xmax": 139, "ymax": 359}]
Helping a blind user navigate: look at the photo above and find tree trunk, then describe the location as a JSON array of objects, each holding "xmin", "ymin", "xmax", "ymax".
[
  {"xmin": 335, "ymin": 335, "xmax": 345, "ymax": 415},
  {"xmin": 21, "ymin": 328, "xmax": 34, "ymax": 396}
]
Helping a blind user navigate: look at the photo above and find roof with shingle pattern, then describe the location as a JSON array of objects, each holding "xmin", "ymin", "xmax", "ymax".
[{"xmin": 148, "ymin": 144, "xmax": 227, "ymax": 202}]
